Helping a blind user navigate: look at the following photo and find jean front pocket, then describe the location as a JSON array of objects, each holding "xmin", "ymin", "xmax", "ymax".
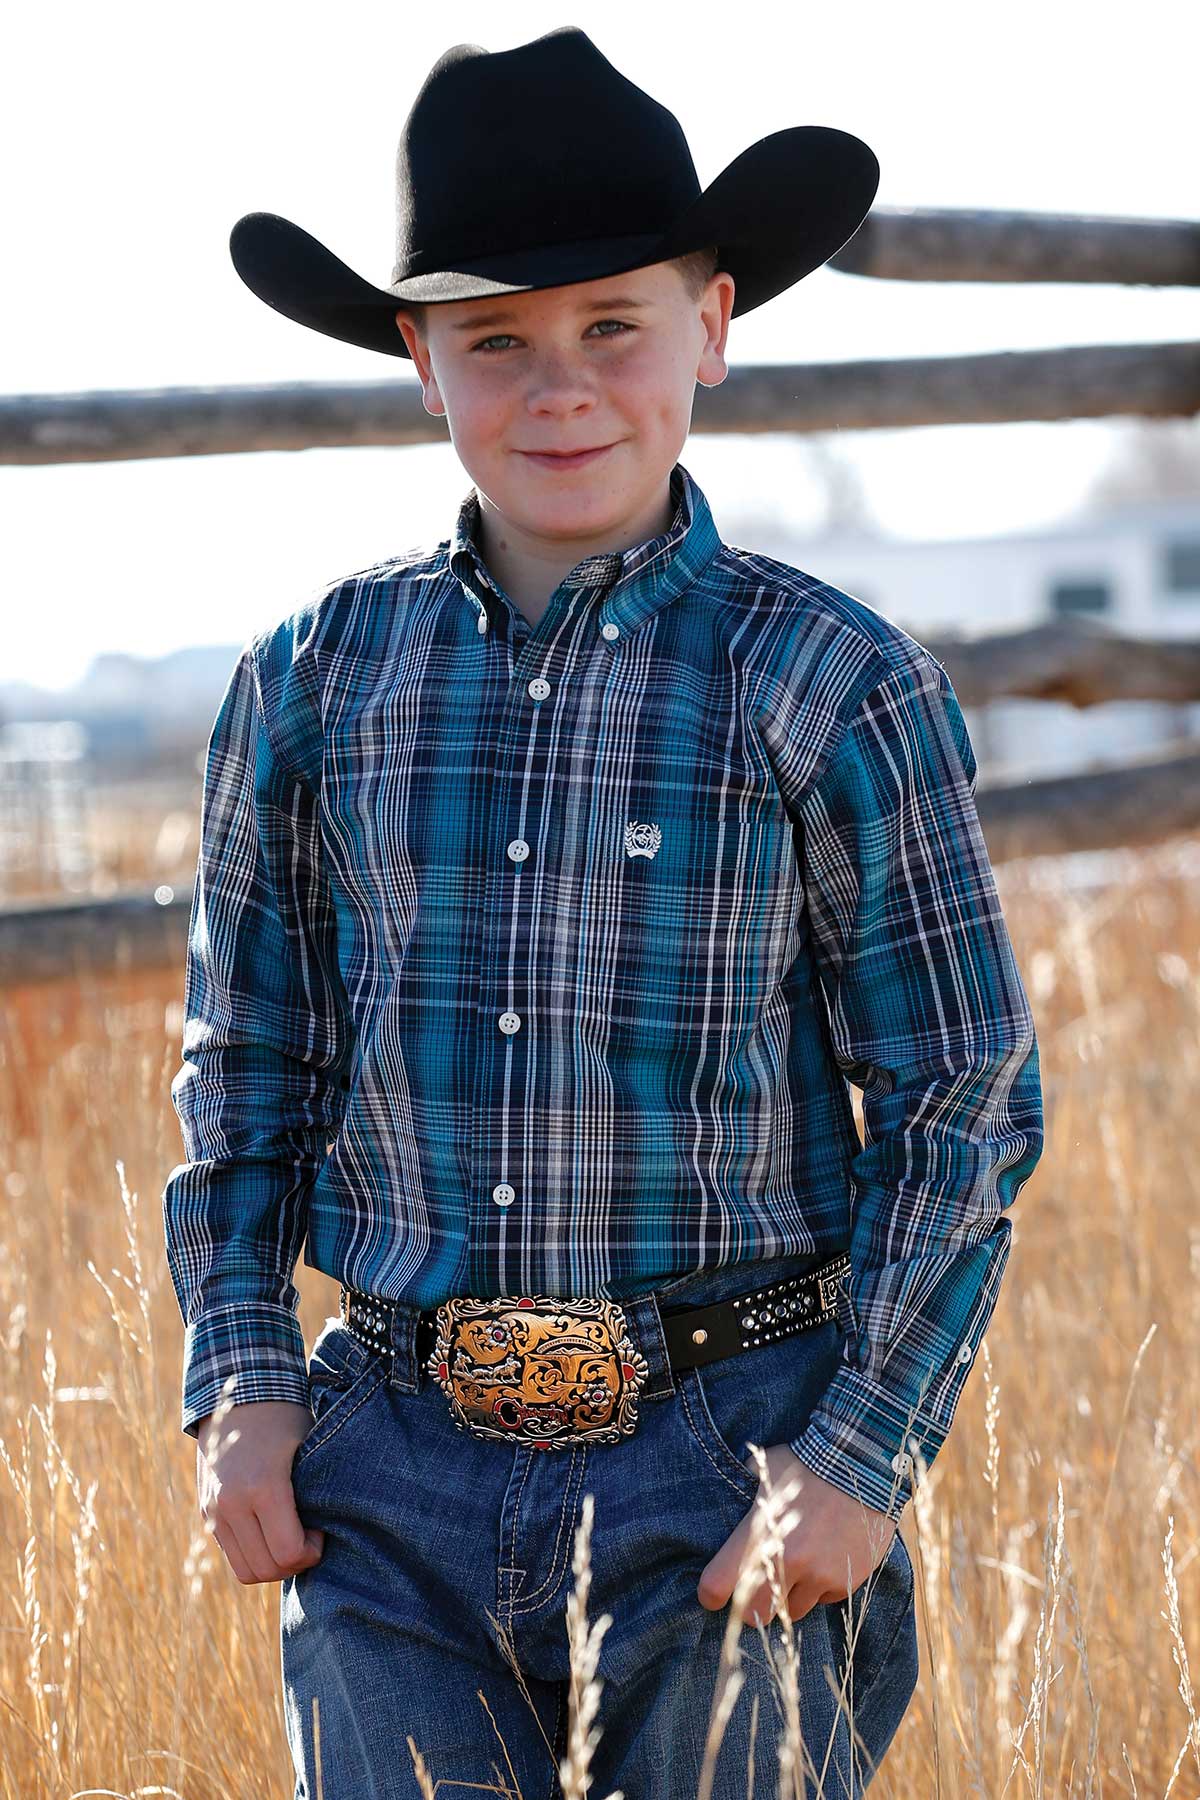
[
  {"xmin": 677, "ymin": 1367, "xmax": 761, "ymax": 1502},
  {"xmin": 674, "ymin": 1318, "xmax": 844, "ymax": 1508},
  {"xmin": 292, "ymin": 1319, "xmax": 387, "ymax": 1472}
]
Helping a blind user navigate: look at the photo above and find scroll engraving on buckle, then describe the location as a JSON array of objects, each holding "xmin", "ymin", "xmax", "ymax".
[{"xmin": 427, "ymin": 1294, "xmax": 649, "ymax": 1448}]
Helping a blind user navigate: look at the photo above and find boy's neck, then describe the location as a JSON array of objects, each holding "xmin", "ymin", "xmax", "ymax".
[{"xmin": 474, "ymin": 477, "xmax": 675, "ymax": 630}]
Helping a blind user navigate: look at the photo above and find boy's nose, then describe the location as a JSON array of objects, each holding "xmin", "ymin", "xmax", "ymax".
[{"xmin": 524, "ymin": 383, "xmax": 598, "ymax": 414}]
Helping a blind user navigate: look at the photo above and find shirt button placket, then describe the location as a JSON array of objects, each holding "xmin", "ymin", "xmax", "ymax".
[
  {"xmin": 487, "ymin": 647, "xmax": 556, "ymax": 1228},
  {"xmin": 483, "ymin": 582, "xmax": 609, "ymax": 1244}
]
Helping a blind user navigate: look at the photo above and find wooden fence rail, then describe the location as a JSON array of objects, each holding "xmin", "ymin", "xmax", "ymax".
[
  {"xmin": 4, "ymin": 341, "xmax": 1199, "ymax": 466},
  {"xmin": 829, "ymin": 205, "xmax": 1200, "ymax": 286},
  {"xmin": 923, "ymin": 620, "xmax": 1200, "ymax": 708}
]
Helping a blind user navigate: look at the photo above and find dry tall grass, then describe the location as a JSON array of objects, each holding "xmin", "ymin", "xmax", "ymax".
[{"xmin": 2, "ymin": 837, "xmax": 1199, "ymax": 1798}]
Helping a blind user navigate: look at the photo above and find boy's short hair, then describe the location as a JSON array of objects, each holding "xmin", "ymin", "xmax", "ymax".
[{"xmin": 396, "ymin": 245, "xmax": 721, "ymax": 336}]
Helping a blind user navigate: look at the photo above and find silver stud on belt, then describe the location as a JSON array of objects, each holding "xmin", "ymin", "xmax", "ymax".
[
  {"xmin": 734, "ymin": 1255, "xmax": 850, "ymax": 1349},
  {"xmin": 341, "ymin": 1286, "xmax": 393, "ymax": 1346}
]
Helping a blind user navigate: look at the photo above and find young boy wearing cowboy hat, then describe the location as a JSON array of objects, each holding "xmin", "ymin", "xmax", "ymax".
[{"xmin": 164, "ymin": 25, "xmax": 1043, "ymax": 1798}]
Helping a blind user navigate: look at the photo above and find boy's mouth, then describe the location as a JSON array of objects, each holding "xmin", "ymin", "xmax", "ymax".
[{"xmin": 518, "ymin": 443, "xmax": 616, "ymax": 470}]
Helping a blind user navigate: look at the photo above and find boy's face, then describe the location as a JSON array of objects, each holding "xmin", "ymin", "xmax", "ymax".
[{"xmin": 394, "ymin": 261, "xmax": 734, "ymax": 548}]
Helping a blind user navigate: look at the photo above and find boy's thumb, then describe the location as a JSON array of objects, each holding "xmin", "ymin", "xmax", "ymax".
[{"xmin": 303, "ymin": 1526, "xmax": 325, "ymax": 1562}]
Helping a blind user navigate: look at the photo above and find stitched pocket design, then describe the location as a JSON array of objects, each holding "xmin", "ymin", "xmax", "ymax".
[
  {"xmin": 678, "ymin": 1366, "xmax": 762, "ymax": 1501},
  {"xmin": 675, "ymin": 1317, "xmax": 844, "ymax": 1505}
]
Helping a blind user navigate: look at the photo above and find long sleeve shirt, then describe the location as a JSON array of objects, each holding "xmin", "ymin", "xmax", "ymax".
[{"xmin": 162, "ymin": 460, "xmax": 1043, "ymax": 1520}]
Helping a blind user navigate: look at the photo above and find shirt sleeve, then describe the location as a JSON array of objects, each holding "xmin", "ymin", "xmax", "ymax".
[
  {"xmin": 785, "ymin": 652, "xmax": 1044, "ymax": 1520},
  {"xmin": 161, "ymin": 639, "xmax": 354, "ymax": 1439}
]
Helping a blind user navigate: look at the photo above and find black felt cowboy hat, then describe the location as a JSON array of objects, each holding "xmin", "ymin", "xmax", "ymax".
[{"xmin": 229, "ymin": 26, "xmax": 880, "ymax": 362}]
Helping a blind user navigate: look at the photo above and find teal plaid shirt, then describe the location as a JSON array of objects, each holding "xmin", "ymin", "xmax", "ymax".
[{"xmin": 163, "ymin": 460, "xmax": 1043, "ymax": 1520}]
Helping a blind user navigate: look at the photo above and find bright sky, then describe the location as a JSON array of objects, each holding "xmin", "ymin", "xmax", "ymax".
[{"xmin": 4, "ymin": 0, "xmax": 1196, "ymax": 691}]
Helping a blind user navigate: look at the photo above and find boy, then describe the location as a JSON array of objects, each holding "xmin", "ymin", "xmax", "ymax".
[{"xmin": 163, "ymin": 27, "xmax": 1044, "ymax": 1799}]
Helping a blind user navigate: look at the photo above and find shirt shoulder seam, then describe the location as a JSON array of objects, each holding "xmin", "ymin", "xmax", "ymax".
[
  {"xmin": 241, "ymin": 630, "xmax": 314, "ymax": 797},
  {"xmin": 800, "ymin": 644, "xmax": 957, "ymax": 819}
]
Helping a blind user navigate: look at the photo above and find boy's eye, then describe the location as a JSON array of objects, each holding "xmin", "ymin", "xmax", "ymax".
[{"xmin": 470, "ymin": 319, "xmax": 634, "ymax": 353}]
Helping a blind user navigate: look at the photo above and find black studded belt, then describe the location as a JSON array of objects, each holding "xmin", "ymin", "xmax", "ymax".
[{"xmin": 338, "ymin": 1251, "xmax": 851, "ymax": 1451}]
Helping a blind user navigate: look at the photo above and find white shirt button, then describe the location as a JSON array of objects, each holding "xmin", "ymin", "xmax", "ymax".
[
  {"xmin": 891, "ymin": 1451, "xmax": 914, "ymax": 1478},
  {"xmin": 507, "ymin": 838, "xmax": 529, "ymax": 863},
  {"xmin": 498, "ymin": 1011, "xmax": 521, "ymax": 1035},
  {"xmin": 600, "ymin": 621, "xmax": 619, "ymax": 641},
  {"xmin": 477, "ymin": 611, "xmax": 488, "ymax": 634},
  {"xmin": 528, "ymin": 676, "xmax": 551, "ymax": 701},
  {"xmin": 492, "ymin": 1183, "xmax": 515, "ymax": 1207},
  {"xmin": 956, "ymin": 1341, "xmax": 973, "ymax": 1365}
]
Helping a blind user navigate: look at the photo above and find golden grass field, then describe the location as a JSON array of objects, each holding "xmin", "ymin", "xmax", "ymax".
[{"xmin": 2, "ymin": 834, "xmax": 1199, "ymax": 1798}]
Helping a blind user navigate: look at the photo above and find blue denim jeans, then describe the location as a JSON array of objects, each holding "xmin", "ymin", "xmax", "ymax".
[{"xmin": 281, "ymin": 1250, "xmax": 919, "ymax": 1798}]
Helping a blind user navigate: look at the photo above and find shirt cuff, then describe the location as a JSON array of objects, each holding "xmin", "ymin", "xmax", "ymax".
[
  {"xmin": 180, "ymin": 1299, "xmax": 311, "ymax": 1439},
  {"xmin": 786, "ymin": 1362, "xmax": 946, "ymax": 1522}
]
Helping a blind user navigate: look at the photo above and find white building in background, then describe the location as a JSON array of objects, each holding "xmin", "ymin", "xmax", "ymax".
[{"xmin": 737, "ymin": 497, "xmax": 1200, "ymax": 787}]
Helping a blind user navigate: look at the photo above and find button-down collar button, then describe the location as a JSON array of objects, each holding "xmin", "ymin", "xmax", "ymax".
[
  {"xmin": 507, "ymin": 838, "xmax": 529, "ymax": 862},
  {"xmin": 492, "ymin": 1183, "xmax": 516, "ymax": 1207},
  {"xmin": 528, "ymin": 676, "xmax": 551, "ymax": 701},
  {"xmin": 891, "ymin": 1450, "xmax": 914, "ymax": 1477},
  {"xmin": 498, "ymin": 1011, "xmax": 521, "ymax": 1035},
  {"xmin": 956, "ymin": 1341, "xmax": 973, "ymax": 1364},
  {"xmin": 600, "ymin": 621, "xmax": 620, "ymax": 641}
]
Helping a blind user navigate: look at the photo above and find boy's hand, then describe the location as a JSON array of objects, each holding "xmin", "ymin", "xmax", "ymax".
[
  {"xmin": 195, "ymin": 1401, "xmax": 326, "ymax": 1585},
  {"xmin": 697, "ymin": 1446, "xmax": 896, "ymax": 1625}
]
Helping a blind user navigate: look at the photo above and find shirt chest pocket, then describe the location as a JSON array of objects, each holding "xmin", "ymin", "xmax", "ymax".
[
  {"xmin": 598, "ymin": 796, "xmax": 803, "ymax": 1037},
  {"xmin": 613, "ymin": 792, "xmax": 795, "ymax": 914}
]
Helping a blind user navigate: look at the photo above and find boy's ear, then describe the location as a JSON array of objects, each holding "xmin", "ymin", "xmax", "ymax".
[
  {"xmin": 393, "ymin": 308, "xmax": 421, "ymax": 355},
  {"xmin": 394, "ymin": 311, "xmax": 445, "ymax": 416},
  {"xmin": 697, "ymin": 271, "xmax": 735, "ymax": 389}
]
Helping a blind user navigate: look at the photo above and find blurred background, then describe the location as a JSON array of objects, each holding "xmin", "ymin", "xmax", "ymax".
[
  {"xmin": 2, "ymin": 6, "xmax": 1200, "ymax": 1796},
  {"xmin": 2, "ymin": 0, "xmax": 1198, "ymax": 910}
]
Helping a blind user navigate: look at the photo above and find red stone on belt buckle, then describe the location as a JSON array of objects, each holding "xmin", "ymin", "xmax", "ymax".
[{"xmin": 428, "ymin": 1293, "xmax": 651, "ymax": 1448}]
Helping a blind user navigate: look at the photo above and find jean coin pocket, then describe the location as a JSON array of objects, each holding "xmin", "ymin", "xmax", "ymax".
[{"xmin": 292, "ymin": 1319, "xmax": 382, "ymax": 1471}]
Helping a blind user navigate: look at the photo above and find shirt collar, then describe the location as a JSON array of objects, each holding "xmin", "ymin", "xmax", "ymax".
[{"xmin": 447, "ymin": 461, "xmax": 723, "ymax": 642}]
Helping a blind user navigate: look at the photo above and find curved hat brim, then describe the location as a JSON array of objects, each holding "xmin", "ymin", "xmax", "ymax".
[{"xmin": 229, "ymin": 124, "xmax": 879, "ymax": 362}]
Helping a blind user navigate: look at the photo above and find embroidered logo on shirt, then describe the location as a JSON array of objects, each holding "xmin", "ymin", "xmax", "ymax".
[{"xmin": 624, "ymin": 821, "xmax": 662, "ymax": 860}]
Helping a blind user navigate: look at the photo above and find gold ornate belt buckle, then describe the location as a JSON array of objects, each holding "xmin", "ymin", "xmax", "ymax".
[{"xmin": 427, "ymin": 1293, "xmax": 650, "ymax": 1448}]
